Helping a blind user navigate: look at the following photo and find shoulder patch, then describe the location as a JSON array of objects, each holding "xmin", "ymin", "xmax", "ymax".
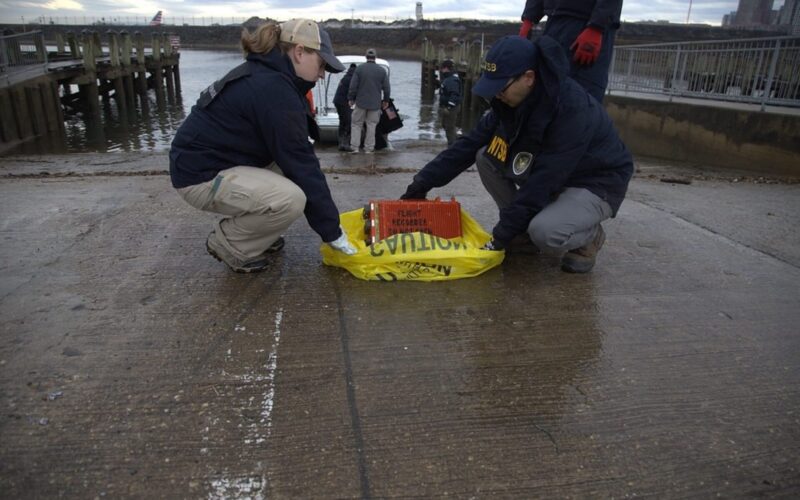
[{"xmin": 512, "ymin": 152, "xmax": 534, "ymax": 176}]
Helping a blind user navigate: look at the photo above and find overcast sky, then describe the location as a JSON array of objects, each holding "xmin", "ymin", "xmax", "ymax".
[{"xmin": 0, "ymin": 0, "xmax": 787, "ymax": 26}]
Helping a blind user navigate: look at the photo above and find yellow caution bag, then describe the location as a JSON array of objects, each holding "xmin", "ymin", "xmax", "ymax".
[{"xmin": 321, "ymin": 208, "xmax": 504, "ymax": 281}]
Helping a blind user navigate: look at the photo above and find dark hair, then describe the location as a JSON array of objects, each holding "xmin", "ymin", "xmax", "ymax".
[
  {"xmin": 441, "ymin": 59, "xmax": 454, "ymax": 70},
  {"xmin": 349, "ymin": 63, "xmax": 357, "ymax": 68}
]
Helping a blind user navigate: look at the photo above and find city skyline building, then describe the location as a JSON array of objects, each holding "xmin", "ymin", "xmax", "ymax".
[{"xmin": 733, "ymin": 0, "xmax": 774, "ymax": 26}]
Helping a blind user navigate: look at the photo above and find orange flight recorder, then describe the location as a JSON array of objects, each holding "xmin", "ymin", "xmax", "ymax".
[{"xmin": 362, "ymin": 198, "xmax": 462, "ymax": 245}]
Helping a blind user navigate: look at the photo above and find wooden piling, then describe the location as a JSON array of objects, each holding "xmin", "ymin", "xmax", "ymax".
[
  {"xmin": 42, "ymin": 81, "xmax": 65, "ymax": 135},
  {"xmin": 120, "ymin": 31, "xmax": 137, "ymax": 113},
  {"xmin": 172, "ymin": 36, "xmax": 182, "ymax": 95},
  {"xmin": 92, "ymin": 31, "xmax": 103, "ymax": 59},
  {"xmin": 162, "ymin": 34, "xmax": 175, "ymax": 104},
  {"xmin": 464, "ymin": 42, "xmax": 488, "ymax": 132},
  {"xmin": 27, "ymin": 86, "xmax": 47, "ymax": 136},
  {"xmin": 134, "ymin": 32, "xmax": 149, "ymax": 105},
  {"xmin": 55, "ymin": 32, "xmax": 65, "ymax": 54},
  {"xmin": 11, "ymin": 86, "xmax": 33, "ymax": 139},
  {"xmin": 0, "ymin": 89, "xmax": 20, "ymax": 142},
  {"xmin": 67, "ymin": 31, "xmax": 80, "ymax": 58},
  {"xmin": 420, "ymin": 38, "xmax": 437, "ymax": 100},
  {"xmin": 151, "ymin": 33, "xmax": 165, "ymax": 106},
  {"xmin": 108, "ymin": 30, "xmax": 128, "ymax": 118},
  {"xmin": 79, "ymin": 30, "xmax": 101, "ymax": 119}
]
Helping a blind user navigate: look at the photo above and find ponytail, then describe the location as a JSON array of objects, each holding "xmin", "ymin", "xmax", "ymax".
[
  {"xmin": 240, "ymin": 22, "xmax": 281, "ymax": 55},
  {"xmin": 240, "ymin": 21, "xmax": 317, "ymax": 57}
]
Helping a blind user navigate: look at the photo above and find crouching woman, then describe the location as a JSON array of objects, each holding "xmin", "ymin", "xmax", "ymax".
[{"xmin": 169, "ymin": 19, "xmax": 356, "ymax": 273}]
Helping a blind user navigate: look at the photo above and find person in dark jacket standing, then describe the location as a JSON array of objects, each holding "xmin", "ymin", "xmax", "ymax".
[
  {"xmin": 333, "ymin": 63, "xmax": 357, "ymax": 151},
  {"xmin": 438, "ymin": 59, "xmax": 462, "ymax": 145},
  {"xmin": 401, "ymin": 35, "xmax": 633, "ymax": 273},
  {"xmin": 348, "ymin": 48, "xmax": 390, "ymax": 153},
  {"xmin": 169, "ymin": 19, "xmax": 357, "ymax": 273},
  {"xmin": 519, "ymin": 0, "xmax": 623, "ymax": 102}
]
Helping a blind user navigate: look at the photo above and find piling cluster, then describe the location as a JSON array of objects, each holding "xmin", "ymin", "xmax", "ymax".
[
  {"xmin": 1, "ymin": 29, "xmax": 181, "ymax": 150},
  {"xmin": 420, "ymin": 37, "xmax": 489, "ymax": 133}
]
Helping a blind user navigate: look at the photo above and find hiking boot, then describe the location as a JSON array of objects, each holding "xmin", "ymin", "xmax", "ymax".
[
  {"xmin": 206, "ymin": 232, "xmax": 283, "ymax": 274},
  {"xmin": 561, "ymin": 225, "xmax": 606, "ymax": 273}
]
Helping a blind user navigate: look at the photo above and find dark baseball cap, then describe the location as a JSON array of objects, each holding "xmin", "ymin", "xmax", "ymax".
[
  {"xmin": 280, "ymin": 18, "xmax": 345, "ymax": 73},
  {"xmin": 472, "ymin": 36, "xmax": 536, "ymax": 99}
]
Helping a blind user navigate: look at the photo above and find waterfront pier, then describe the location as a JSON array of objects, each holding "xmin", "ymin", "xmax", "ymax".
[{"xmin": 0, "ymin": 29, "xmax": 180, "ymax": 152}]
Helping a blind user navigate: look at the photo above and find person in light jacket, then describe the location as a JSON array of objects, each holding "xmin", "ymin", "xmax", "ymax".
[{"xmin": 348, "ymin": 48, "xmax": 391, "ymax": 153}]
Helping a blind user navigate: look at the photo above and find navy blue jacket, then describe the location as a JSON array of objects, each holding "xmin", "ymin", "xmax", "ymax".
[
  {"xmin": 409, "ymin": 37, "xmax": 633, "ymax": 246},
  {"xmin": 169, "ymin": 49, "xmax": 341, "ymax": 242},
  {"xmin": 523, "ymin": 0, "xmax": 623, "ymax": 30},
  {"xmin": 334, "ymin": 66, "xmax": 356, "ymax": 107},
  {"xmin": 439, "ymin": 72, "xmax": 462, "ymax": 108}
]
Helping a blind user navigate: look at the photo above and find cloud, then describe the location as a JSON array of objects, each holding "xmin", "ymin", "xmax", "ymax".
[
  {"xmin": 42, "ymin": 0, "xmax": 83, "ymax": 10},
  {"xmin": 0, "ymin": 0, "xmax": 775, "ymax": 25}
]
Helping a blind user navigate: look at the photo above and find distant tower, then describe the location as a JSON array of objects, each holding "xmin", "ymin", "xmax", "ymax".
[
  {"xmin": 780, "ymin": 0, "xmax": 800, "ymax": 34},
  {"xmin": 416, "ymin": 2, "xmax": 423, "ymax": 21},
  {"xmin": 734, "ymin": 0, "xmax": 774, "ymax": 26}
]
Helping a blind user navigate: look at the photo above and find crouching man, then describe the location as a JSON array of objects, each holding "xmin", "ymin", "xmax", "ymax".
[{"xmin": 401, "ymin": 35, "xmax": 633, "ymax": 273}]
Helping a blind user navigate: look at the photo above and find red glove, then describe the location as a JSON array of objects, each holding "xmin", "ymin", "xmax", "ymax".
[
  {"xmin": 519, "ymin": 19, "xmax": 534, "ymax": 39},
  {"xmin": 570, "ymin": 27, "xmax": 603, "ymax": 65}
]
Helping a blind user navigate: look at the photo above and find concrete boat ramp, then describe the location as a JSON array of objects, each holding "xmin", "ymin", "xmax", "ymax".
[{"xmin": 1, "ymin": 145, "xmax": 799, "ymax": 497}]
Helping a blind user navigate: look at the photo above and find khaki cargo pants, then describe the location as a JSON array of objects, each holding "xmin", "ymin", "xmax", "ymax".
[{"xmin": 177, "ymin": 165, "xmax": 306, "ymax": 264}]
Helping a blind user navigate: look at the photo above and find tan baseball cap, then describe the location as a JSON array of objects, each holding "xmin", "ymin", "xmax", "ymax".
[{"xmin": 280, "ymin": 18, "xmax": 345, "ymax": 73}]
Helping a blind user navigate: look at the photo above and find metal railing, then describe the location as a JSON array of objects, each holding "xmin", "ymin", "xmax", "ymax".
[
  {"xmin": 608, "ymin": 36, "xmax": 800, "ymax": 109},
  {"xmin": 1, "ymin": 30, "xmax": 47, "ymax": 73}
]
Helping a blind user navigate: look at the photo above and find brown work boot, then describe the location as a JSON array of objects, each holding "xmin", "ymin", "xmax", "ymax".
[{"xmin": 561, "ymin": 225, "xmax": 606, "ymax": 273}]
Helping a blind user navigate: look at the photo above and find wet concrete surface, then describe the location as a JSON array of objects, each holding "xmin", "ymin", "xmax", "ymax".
[{"xmin": 1, "ymin": 142, "xmax": 799, "ymax": 497}]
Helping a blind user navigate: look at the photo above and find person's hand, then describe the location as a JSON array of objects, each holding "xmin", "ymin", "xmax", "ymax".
[
  {"xmin": 482, "ymin": 239, "xmax": 505, "ymax": 251},
  {"xmin": 400, "ymin": 181, "xmax": 428, "ymax": 200},
  {"xmin": 328, "ymin": 228, "xmax": 358, "ymax": 255},
  {"xmin": 570, "ymin": 27, "xmax": 603, "ymax": 65},
  {"xmin": 519, "ymin": 19, "xmax": 534, "ymax": 39}
]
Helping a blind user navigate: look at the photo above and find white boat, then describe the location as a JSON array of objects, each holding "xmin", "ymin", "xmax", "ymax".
[{"xmin": 312, "ymin": 55, "xmax": 391, "ymax": 144}]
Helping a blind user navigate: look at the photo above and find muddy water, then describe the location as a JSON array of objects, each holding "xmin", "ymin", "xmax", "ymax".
[{"xmin": 6, "ymin": 49, "xmax": 440, "ymax": 155}]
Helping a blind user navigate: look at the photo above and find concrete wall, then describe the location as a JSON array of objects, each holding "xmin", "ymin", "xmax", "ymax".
[{"xmin": 605, "ymin": 96, "xmax": 800, "ymax": 177}]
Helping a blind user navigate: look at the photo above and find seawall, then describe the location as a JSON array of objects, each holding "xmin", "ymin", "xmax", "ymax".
[{"xmin": 606, "ymin": 96, "xmax": 800, "ymax": 177}]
